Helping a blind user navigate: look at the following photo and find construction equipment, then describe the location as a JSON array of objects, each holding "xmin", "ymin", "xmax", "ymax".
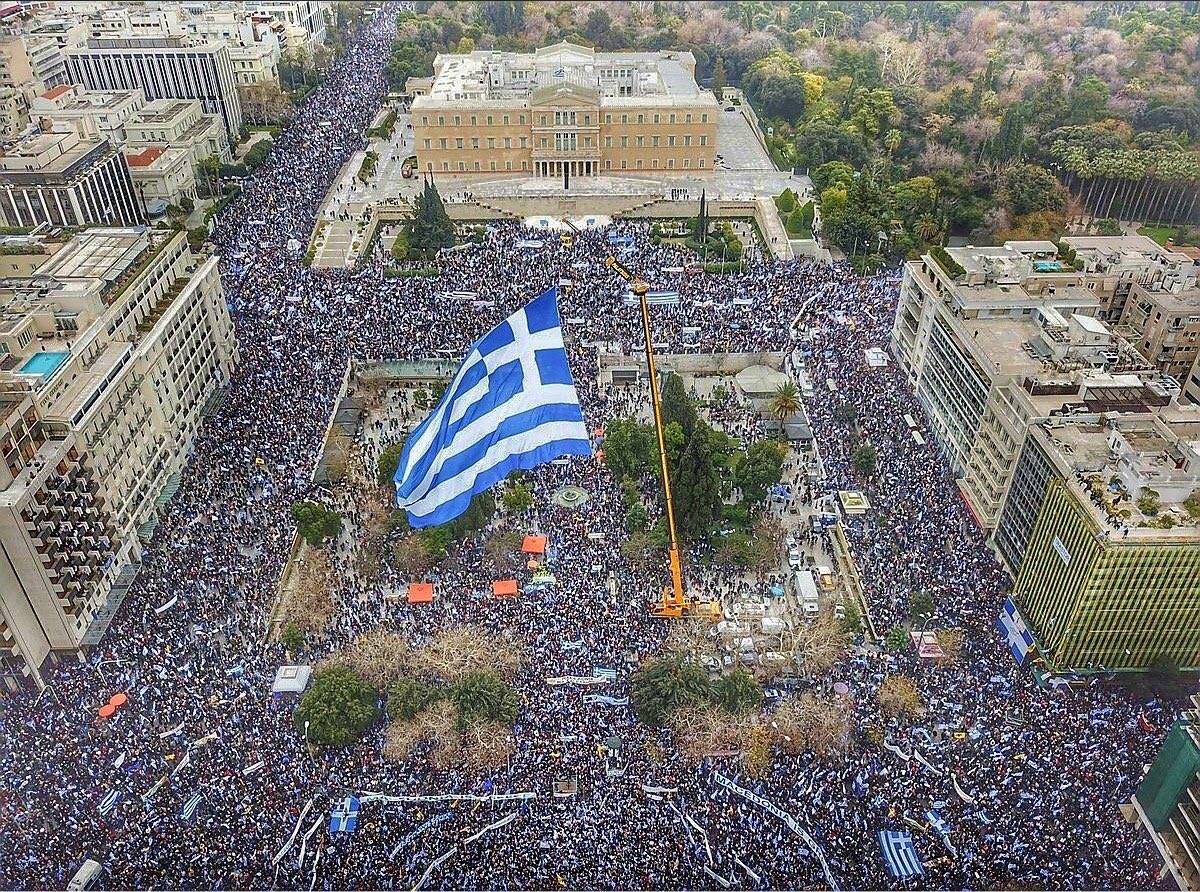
[{"xmin": 604, "ymin": 253, "xmax": 692, "ymax": 619}]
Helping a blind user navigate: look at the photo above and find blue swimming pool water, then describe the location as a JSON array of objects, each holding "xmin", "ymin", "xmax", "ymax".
[
  {"xmin": 1033, "ymin": 260, "xmax": 1066, "ymax": 272},
  {"xmin": 19, "ymin": 351, "xmax": 70, "ymax": 379}
]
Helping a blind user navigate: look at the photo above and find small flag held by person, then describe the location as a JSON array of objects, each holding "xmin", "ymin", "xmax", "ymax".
[{"xmin": 394, "ymin": 287, "xmax": 591, "ymax": 528}]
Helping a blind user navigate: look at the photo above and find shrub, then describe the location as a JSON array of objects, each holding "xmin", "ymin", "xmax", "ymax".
[
  {"xmin": 294, "ymin": 666, "xmax": 378, "ymax": 747},
  {"xmin": 290, "ymin": 501, "xmax": 342, "ymax": 546},
  {"xmin": 930, "ymin": 245, "xmax": 965, "ymax": 278},
  {"xmin": 388, "ymin": 677, "xmax": 443, "ymax": 720}
]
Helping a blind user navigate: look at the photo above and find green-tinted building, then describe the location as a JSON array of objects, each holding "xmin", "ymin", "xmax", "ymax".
[
  {"xmin": 997, "ymin": 417, "xmax": 1200, "ymax": 672},
  {"xmin": 1129, "ymin": 697, "xmax": 1200, "ymax": 890}
]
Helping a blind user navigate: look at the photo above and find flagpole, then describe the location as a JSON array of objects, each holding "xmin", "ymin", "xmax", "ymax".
[{"xmin": 604, "ymin": 255, "xmax": 688, "ymax": 617}]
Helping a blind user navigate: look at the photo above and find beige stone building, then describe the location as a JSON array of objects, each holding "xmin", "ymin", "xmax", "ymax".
[
  {"xmin": 1118, "ymin": 283, "xmax": 1200, "ymax": 382},
  {"xmin": 410, "ymin": 42, "xmax": 718, "ymax": 179},
  {"xmin": 0, "ymin": 228, "xmax": 236, "ymax": 689}
]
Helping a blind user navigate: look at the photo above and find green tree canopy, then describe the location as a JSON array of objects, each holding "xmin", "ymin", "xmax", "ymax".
[
  {"xmin": 734, "ymin": 440, "xmax": 786, "ymax": 506},
  {"xmin": 290, "ymin": 501, "xmax": 342, "ymax": 546},
  {"xmin": 404, "ymin": 178, "xmax": 456, "ymax": 258},
  {"xmin": 659, "ymin": 372, "xmax": 697, "ymax": 440},
  {"xmin": 710, "ymin": 667, "xmax": 764, "ymax": 715},
  {"xmin": 450, "ymin": 671, "xmax": 519, "ymax": 730},
  {"xmin": 631, "ymin": 653, "xmax": 712, "ymax": 727},
  {"xmin": 295, "ymin": 666, "xmax": 378, "ymax": 746}
]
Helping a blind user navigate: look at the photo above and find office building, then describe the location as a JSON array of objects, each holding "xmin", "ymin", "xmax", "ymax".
[
  {"xmin": 1129, "ymin": 696, "xmax": 1200, "ymax": 890},
  {"xmin": 410, "ymin": 42, "xmax": 719, "ymax": 179},
  {"xmin": 995, "ymin": 414, "xmax": 1200, "ymax": 672},
  {"xmin": 0, "ymin": 227, "xmax": 236, "ymax": 689},
  {"xmin": 0, "ymin": 129, "xmax": 144, "ymax": 229},
  {"xmin": 65, "ymin": 37, "xmax": 242, "ymax": 138},
  {"xmin": 0, "ymin": 34, "xmax": 35, "ymax": 140},
  {"xmin": 30, "ymin": 84, "xmax": 146, "ymax": 146},
  {"xmin": 1063, "ymin": 234, "xmax": 1196, "ymax": 322}
]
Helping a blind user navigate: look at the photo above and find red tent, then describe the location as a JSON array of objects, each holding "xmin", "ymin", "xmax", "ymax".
[
  {"xmin": 521, "ymin": 535, "xmax": 547, "ymax": 555},
  {"xmin": 407, "ymin": 582, "xmax": 433, "ymax": 604},
  {"xmin": 492, "ymin": 579, "xmax": 518, "ymax": 598}
]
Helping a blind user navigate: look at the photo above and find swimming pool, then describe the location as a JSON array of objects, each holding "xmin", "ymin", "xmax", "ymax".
[
  {"xmin": 1033, "ymin": 260, "xmax": 1066, "ymax": 272},
  {"xmin": 18, "ymin": 351, "xmax": 70, "ymax": 380}
]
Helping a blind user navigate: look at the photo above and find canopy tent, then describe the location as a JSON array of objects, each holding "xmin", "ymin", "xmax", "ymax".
[
  {"xmin": 407, "ymin": 582, "xmax": 434, "ymax": 604},
  {"xmin": 492, "ymin": 579, "xmax": 519, "ymax": 599},
  {"xmin": 521, "ymin": 535, "xmax": 547, "ymax": 555}
]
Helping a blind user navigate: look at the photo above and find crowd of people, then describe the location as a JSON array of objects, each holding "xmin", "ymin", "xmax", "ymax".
[{"xmin": 0, "ymin": 7, "xmax": 1178, "ymax": 890}]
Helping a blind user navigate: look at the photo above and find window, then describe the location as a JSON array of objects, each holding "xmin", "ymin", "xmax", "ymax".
[
  {"xmin": 521, "ymin": 160, "xmax": 527, "ymax": 170},
  {"xmin": 539, "ymin": 137, "xmax": 547, "ymax": 148},
  {"xmin": 455, "ymin": 138, "xmax": 464, "ymax": 148},
  {"xmin": 668, "ymin": 136, "xmax": 675, "ymax": 147},
  {"xmin": 701, "ymin": 113, "xmax": 708, "ymax": 123},
  {"xmin": 636, "ymin": 136, "xmax": 644, "ymax": 147},
  {"xmin": 636, "ymin": 159, "xmax": 643, "ymax": 169},
  {"xmin": 605, "ymin": 114, "xmax": 612, "ymax": 124},
  {"xmin": 652, "ymin": 159, "xmax": 659, "ymax": 169},
  {"xmin": 506, "ymin": 160, "xmax": 512, "ymax": 170},
  {"xmin": 441, "ymin": 160, "xmax": 448, "ymax": 171},
  {"xmin": 670, "ymin": 113, "xmax": 676, "ymax": 123},
  {"xmin": 437, "ymin": 116, "xmax": 444, "ymax": 126},
  {"xmin": 652, "ymin": 136, "xmax": 659, "ymax": 147},
  {"xmin": 453, "ymin": 115, "xmax": 460, "ymax": 125},
  {"xmin": 653, "ymin": 114, "xmax": 659, "ymax": 124},
  {"xmin": 474, "ymin": 161, "xmax": 480, "ymax": 170},
  {"xmin": 700, "ymin": 135, "xmax": 707, "ymax": 146},
  {"xmin": 584, "ymin": 114, "xmax": 590, "ymax": 124},
  {"xmin": 488, "ymin": 138, "xmax": 495, "ymax": 148},
  {"xmin": 605, "ymin": 136, "xmax": 612, "ymax": 147},
  {"xmin": 458, "ymin": 161, "xmax": 464, "ymax": 171},
  {"xmin": 637, "ymin": 114, "xmax": 644, "ymax": 124},
  {"xmin": 490, "ymin": 161, "xmax": 496, "ymax": 170},
  {"xmin": 621, "ymin": 159, "xmax": 627, "ymax": 169},
  {"xmin": 683, "ymin": 158, "xmax": 690, "ymax": 169},
  {"xmin": 621, "ymin": 114, "xmax": 628, "ymax": 124},
  {"xmin": 439, "ymin": 138, "xmax": 447, "ymax": 149},
  {"xmin": 424, "ymin": 138, "xmax": 431, "ymax": 149},
  {"xmin": 621, "ymin": 136, "xmax": 628, "ymax": 147},
  {"xmin": 554, "ymin": 110, "xmax": 576, "ymax": 126},
  {"xmin": 584, "ymin": 136, "xmax": 592, "ymax": 147},
  {"xmin": 504, "ymin": 115, "xmax": 510, "ymax": 125},
  {"xmin": 471, "ymin": 138, "xmax": 479, "ymax": 148},
  {"xmin": 668, "ymin": 158, "xmax": 674, "ymax": 168},
  {"xmin": 555, "ymin": 132, "xmax": 577, "ymax": 151},
  {"xmin": 519, "ymin": 114, "xmax": 525, "ymax": 124},
  {"xmin": 685, "ymin": 113, "xmax": 692, "ymax": 123},
  {"xmin": 470, "ymin": 115, "xmax": 477, "ymax": 126},
  {"xmin": 684, "ymin": 135, "xmax": 691, "ymax": 146},
  {"xmin": 487, "ymin": 115, "xmax": 493, "ymax": 125},
  {"xmin": 606, "ymin": 159, "xmax": 612, "ymax": 169},
  {"xmin": 422, "ymin": 115, "xmax": 429, "ymax": 125},
  {"xmin": 505, "ymin": 137, "xmax": 512, "ymax": 147},
  {"xmin": 540, "ymin": 114, "xmax": 547, "ymax": 125}
]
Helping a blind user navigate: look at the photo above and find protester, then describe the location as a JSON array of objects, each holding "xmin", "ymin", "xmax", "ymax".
[{"xmin": 0, "ymin": 8, "xmax": 1170, "ymax": 890}]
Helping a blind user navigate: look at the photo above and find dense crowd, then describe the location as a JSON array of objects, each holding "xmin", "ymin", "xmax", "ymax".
[{"xmin": 0, "ymin": 7, "xmax": 1177, "ymax": 891}]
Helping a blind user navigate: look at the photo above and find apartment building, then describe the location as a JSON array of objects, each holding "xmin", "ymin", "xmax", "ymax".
[
  {"xmin": 0, "ymin": 227, "xmax": 236, "ymax": 689},
  {"xmin": 996, "ymin": 414, "xmax": 1200, "ymax": 673},
  {"xmin": 125, "ymin": 98, "xmax": 230, "ymax": 165},
  {"xmin": 1129, "ymin": 696, "xmax": 1200, "ymax": 891},
  {"xmin": 30, "ymin": 84, "xmax": 145, "ymax": 145},
  {"xmin": 1119, "ymin": 283, "xmax": 1200, "ymax": 381},
  {"xmin": 0, "ymin": 129, "xmax": 143, "ymax": 229},
  {"xmin": 124, "ymin": 145, "xmax": 196, "ymax": 213},
  {"xmin": 410, "ymin": 42, "xmax": 719, "ymax": 179},
  {"xmin": 244, "ymin": 0, "xmax": 329, "ymax": 53},
  {"xmin": 0, "ymin": 33, "xmax": 36, "ymax": 140},
  {"xmin": 65, "ymin": 37, "xmax": 242, "ymax": 138},
  {"xmin": 184, "ymin": 8, "xmax": 281, "ymax": 86},
  {"xmin": 1063, "ymin": 234, "xmax": 1195, "ymax": 322}
]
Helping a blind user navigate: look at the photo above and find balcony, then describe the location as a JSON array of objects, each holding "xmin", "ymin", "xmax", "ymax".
[{"xmin": 530, "ymin": 145, "xmax": 600, "ymax": 161}]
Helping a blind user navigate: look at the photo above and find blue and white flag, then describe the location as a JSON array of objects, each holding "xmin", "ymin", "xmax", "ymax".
[
  {"xmin": 996, "ymin": 596, "xmax": 1035, "ymax": 665},
  {"xmin": 98, "ymin": 789, "xmax": 123, "ymax": 817},
  {"xmin": 329, "ymin": 795, "xmax": 360, "ymax": 834},
  {"xmin": 878, "ymin": 830, "xmax": 924, "ymax": 879},
  {"xmin": 181, "ymin": 792, "xmax": 204, "ymax": 821},
  {"xmin": 926, "ymin": 809, "xmax": 957, "ymax": 857},
  {"xmin": 394, "ymin": 288, "xmax": 590, "ymax": 527}
]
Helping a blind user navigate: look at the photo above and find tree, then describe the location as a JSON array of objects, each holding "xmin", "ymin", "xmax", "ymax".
[
  {"xmin": 291, "ymin": 501, "xmax": 342, "ymax": 545},
  {"xmin": 280, "ymin": 624, "xmax": 305, "ymax": 655},
  {"xmin": 734, "ymin": 440, "xmax": 786, "ymax": 506},
  {"xmin": 501, "ymin": 481, "xmax": 533, "ymax": 514},
  {"xmin": 243, "ymin": 138, "xmax": 273, "ymax": 171},
  {"xmin": 1002, "ymin": 164, "xmax": 1067, "ymax": 217},
  {"xmin": 450, "ymin": 671, "xmax": 519, "ymax": 730},
  {"xmin": 624, "ymin": 498, "xmax": 649, "ymax": 533},
  {"xmin": 631, "ymin": 653, "xmax": 712, "ymax": 727},
  {"xmin": 812, "ymin": 161, "xmax": 855, "ymax": 193},
  {"xmin": 838, "ymin": 602, "xmax": 864, "ymax": 636},
  {"xmin": 283, "ymin": 549, "xmax": 333, "ymax": 634},
  {"xmin": 660, "ymin": 372, "xmax": 697, "ymax": 440},
  {"xmin": 321, "ymin": 628, "xmax": 410, "ymax": 692},
  {"xmin": 583, "ymin": 7, "xmax": 612, "ymax": 46},
  {"xmin": 377, "ymin": 440, "xmax": 406, "ymax": 487},
  {"xmin": 393, "ymin": 533, "xmax": 432, "ymax": 577},
  {"xmin": 712, "ymin": 55, "xmax": 727, "ymax": 102},
  {"xmin": 885, "ymin": 625, "xmax": 911, "ymax": 653},
  {"xmin": 295, "ymin": 666, "xmax": 378, "ymax": 747},
  {"xmin": 909, "ymin": 590, "xmax": 935, "ymax": 621},
  {"xmin": 602, "ymin": 418, "xmax": 655, "ymax": 480},
  {"xmin": 876, "ymin": 675, "xmax": 924, "ymax": 722},
  {"xmin": 935, "ymin": 628, "xmax": 965, "ymax": 667},
  {"xmin": 851, "ymin": 443, "xmax": 878, "ymax": 478},
  {"xmin": 787, "ymin": 613, "xmax": 847, "ymax": 676},
  {"xmin": 674, "ymin": 425, "xmax": 723, "ymax": 541},
  {"xmin": 768, "ymin": 381, "xmax": 801, "ymax": 423},
  {"xmin": 772, "ymin": 692, "xmax": 852, "ymax": 757},
  {"xmin": 404, "ymin": 178, "xmax": 456, "ymax": 258},
  {"xmin": 710, "ymin": 668, "xmax": 763, "ymax": 715}
]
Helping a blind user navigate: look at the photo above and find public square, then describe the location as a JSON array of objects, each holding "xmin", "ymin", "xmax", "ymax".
[{"xmin": 0, "ymin": 7, "xmax": 1181, "ymax": 892}]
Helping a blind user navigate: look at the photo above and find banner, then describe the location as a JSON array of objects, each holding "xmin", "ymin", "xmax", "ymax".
[
  {"xmin": 641, "ymin": 785, "xmax": 678, "ymax": 795},
  {"xmin": 713, "ymin": 773, "xmax": 839, "ymax": 891},
  {"xmin": 545, "ymin": 676, "xmax": 607, "ymax": 687},
  {"xmin": 411, "ymin": 845, "xmax": 458, "ymax": 892},
  {"xmin": 462, "ymin": 810, "xmax": 519, "ymax": 843},
  {"xmin": 582, "ymin": 694, "xmax": 629, "ymax": 706},
  {"xmin": 273, "ymin": 798, "xmax": 314, "ymax": 866},
  {"xmin": 390, "ymin": 812, "xmax": 453, "ymax": 858},
  {"xmin": 359, "ymin": 791, "xmax": 536, "ymax": 805}
]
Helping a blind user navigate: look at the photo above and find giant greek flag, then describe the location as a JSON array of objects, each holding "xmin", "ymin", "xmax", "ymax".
[{"xmin": 394, "ymin": 287, "xmax": 591, "ymax": 527}]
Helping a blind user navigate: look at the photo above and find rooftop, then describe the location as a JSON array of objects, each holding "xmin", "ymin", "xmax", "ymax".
[
  {"xmin": 125, "ymin": 146, "xmax": 164, "ymax": 167},
  {"xmin": 40, "ymin": 84, "xmax": 71, "ymax": 101},
  {"xmin": 130, "ymin": 99, "xmax": 196, "ymax": 126}
]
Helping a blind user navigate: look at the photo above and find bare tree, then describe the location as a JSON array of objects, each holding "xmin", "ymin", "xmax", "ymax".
[
  {"xmin": 410, "ymin": 625, "xmax": 525, "ymax": 683},
  {"xmin": 785, "ymin": 612, "xmax": 847, "ymax": 677},
  {"xmin": 462, "ymin": 720, "xmax": 515, "ymax": 769},
  {"xmin": 935, "ymin": 628, "xmax": 966, "ymax": 667},
  {"xmin": 771, "ymin": 691, "xmax": 852, "ymax": 757},
  {"xmin": 318, "ymin": 628, "xmax": 409, "ymax": 691},
  {"xmin": 877, "ymin": 675, "xmax": 925, "ymax": 721},
  {"xmin": 282, "ymin": 548, "xmax": 334, "ymax": 634},
  {"xmin": 393, "ymin": 533, "xmax": 433, "ymax": 578}
]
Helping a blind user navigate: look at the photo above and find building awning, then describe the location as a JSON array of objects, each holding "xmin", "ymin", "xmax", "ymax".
[
  {"xmin": 407, "ymin": 582, "xmax": 433, "ymax": 604},
  {"xmin": 521, "ymin": 535, "xmax": 547, "ymax": 555},
  {"xmin": 492, "ymin": 579, "xmax": 518, "ymax": 598}
]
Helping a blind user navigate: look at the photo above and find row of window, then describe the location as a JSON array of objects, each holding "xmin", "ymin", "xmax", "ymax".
[
  {"xmin": 420, "ymin": 110, "xmax": 711, "ymax": 128},
  {"xmin": 428, "ymin": 156, "xmax": 708, "ymax": 172},
  {"xmin": 424, "ymin": 133, "xmax": 709, "ymax": 151}
]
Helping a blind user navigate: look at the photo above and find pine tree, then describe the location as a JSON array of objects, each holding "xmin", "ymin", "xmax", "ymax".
[
  {"xmin": 674, "ymin": 426, "xmax": 722, "ymax": 541},
  {"xmin": 659, "ymin": 372, "xmax": 697, "ymax": 440},
  {"xmin": 712, "ymin": 57, "xmax": 726, "ymax": 103},
  {"xmin": 405, "ymin": 177, "xmax": 456, "ymax": 259}
]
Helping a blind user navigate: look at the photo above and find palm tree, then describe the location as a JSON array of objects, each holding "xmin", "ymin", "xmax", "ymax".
[{"xmin": 769, "ymin": 381, "xmax": 801, "ymax": 424}]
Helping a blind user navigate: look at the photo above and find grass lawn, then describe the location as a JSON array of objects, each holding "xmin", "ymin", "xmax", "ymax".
[{"xmin": 1138, "ymin": 224, "xmax": 1200, "ymax": 247}]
